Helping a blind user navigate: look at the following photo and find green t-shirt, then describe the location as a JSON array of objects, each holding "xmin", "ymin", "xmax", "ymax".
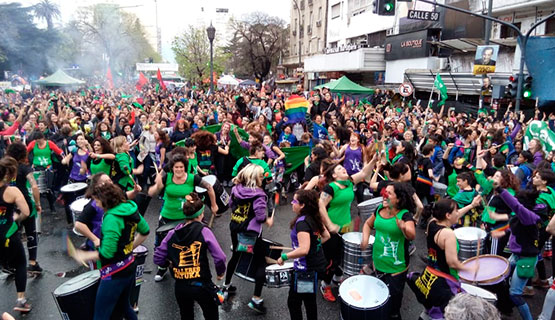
[
  {"xmin": 324, "ymin": 180, "xmax": 354, "ymax": 228},
  {"xmin": 232, "ymin": 157, "xmax": 272, "ymax": 178},
  {"xmin": 536, "ymin": 187, "xmax": 555, "ymax": 227},
  {"xmin": 33, "ymin": 141, "xmax": 52, "ymax": 167},
  {"xmin": 373, "ymin": 205, "xmax": 412, "ymax": 274},
  {"xmin": 161, "ymin": 172, "xmax": 196, "ymax": 220},
  {"xmin": 188, "ymin": 154, "xmax": 198, "ymax": 175},
  {"xmin": 90, "ymin": 158, "xmax": 112, "ymax": 176}
]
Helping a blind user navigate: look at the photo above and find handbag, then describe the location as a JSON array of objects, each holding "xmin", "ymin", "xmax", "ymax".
[
  {"xmin": 294, "ymin": 270, "xmax": 317, "ymax": 294},
  {"xmin": 516, "ymin": 256, "xmax": 537, "ymax": 279}
]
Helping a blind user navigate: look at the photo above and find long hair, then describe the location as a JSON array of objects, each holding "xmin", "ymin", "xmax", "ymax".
[
  {"xmin": 232, "ymin": 163, "xmax": 263, "ymax": 189},
  {"xmin": 191, "ymin": 130, "xmax": 216, "ymax": 150},
  {"xmin": 173, "ymin": 119, "xmax": 189, "ymax": 132},
  {"xmin": 0, "ymin": 156, "xmax": 18, "ymax": 182},
  {"xmin": 389, "ymin": 182, "xmax": 416, "ymax": 213},
  {"xmin": 93, "ymin": 137, "xmax": 114, "ymax": 154},
  {"xmin": 425, "ymin": 198, "xmax": 457, "ymax": 222},
  {"xmin": 111, "ymin": 136, "xmax": 127, "ymax": 154},
  {"xmin": 498, "ymin": 169, "xmax": 520, "ymax": 192},
  {"xmin": 289, "ymin": 189, "xmax": 325, "ymax": 233},
  {"xmin": 156, "ymin": 129, "xmax": 170, "ymax": 147},
  {"xmin": 94, "ymin": 121, "xmax": 112, "ymax": 138}
]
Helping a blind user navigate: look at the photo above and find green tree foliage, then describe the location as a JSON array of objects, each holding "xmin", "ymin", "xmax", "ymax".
[
  {"xmin": 226, "ymin": 12, "xmax": 287, "ymax": 82},
  {"xmin": 172, "ymin": 25, "xmax": 229, "ymax": 85},
  {"xmin": 0, "ymin": 3, "xmax": 60, "ymax": 76},
  {"xmin": 33, "ymin": 0, "xmax": 61, "ymax": 31}
]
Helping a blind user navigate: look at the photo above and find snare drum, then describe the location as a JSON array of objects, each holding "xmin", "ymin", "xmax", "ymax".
[
  {"xmin": 454, "ymin": 227, "xmax": 487, "ymax": 261},
  {"xmin": 432, "ymin": 182, "xmax": 448, "ymax": 198},
  {"xmin": 358, "ymin": 197, "xmax": 382, "ymax": 224},
  {"xmin": 33, "ymin": 170, "xmax": 48, "ymax": 193},
  {"xmin": 199, "ymin": 175, "xmax": 230, "ymax": 215},
  {"xmin": 339, "ymin": 275, "xmax": 389, "ymax": 320},
  {"xmin": 342, "ymin": 232, "xmax": 374, "ymax": 277},
  {"xmin": 69, "ymin": 198, "xmax": 91, "ymax": 236},
  {"xmin": 265, "ymin": 262, "xmax": 294, "ymax": 288},
  {"xmin": 52, "ymin": 270, "xmax": 100, "ymax": 320},
  {"xmin": 61, "ymin": 182, "xmax": 89, "ymax": 199},
  {"xmin": 460, "ymin": 283, "xmax": 497, "ymax": 304},
  {"xmin": 459, "ymin": 255, "xmax": 510, "ymax": 285},
  {"xmin": 129, "ymin": 245, "xmax": 148, "ymax": 307},
  {"xmin": 235, "ymin": 238, "xmax": 283, "ymax": 283}
]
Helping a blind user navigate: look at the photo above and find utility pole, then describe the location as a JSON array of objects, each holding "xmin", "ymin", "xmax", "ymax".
[
  {"xmin": 155, "ymin": 0, "xmax": 161, "ymax": 55},
  {"xmin": 292, "ymin": 0, "xmax": 303, "ymax": 70},
  {"xmin": 418, "ymin": 0, "xmax": 555, "ymax": 112},
  {"xmin": 484, "ymin": 0, "xmax": 493, "ymax": 45}
]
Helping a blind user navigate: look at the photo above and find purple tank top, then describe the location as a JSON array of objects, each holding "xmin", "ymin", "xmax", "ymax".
[
  {"xmin": 70, "ymin": 150, "xmax": 89, "ymax": 181},
  {"xmin": 344, "ymin": 146, "xmax": 362, "ymax": 175}
]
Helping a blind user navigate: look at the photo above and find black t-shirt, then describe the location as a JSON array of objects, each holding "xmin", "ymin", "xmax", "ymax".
[
  {"xmin": 15, "ymin": 164, "xmax": 33, "ymax": 209},
  {"xmin": 417, "ymin": 157, "xmax": 433, "ymax": 179},
  {"xmin": 77, "ymin": 201, "xmax": 97, "ymax": 230},
  {"xmin": 304, "ymin": 161, "xmax": 321, "ymax": 182},
  {"xmin": 295, "ymin": 217, "xmax": 327, "ymax": 273}
]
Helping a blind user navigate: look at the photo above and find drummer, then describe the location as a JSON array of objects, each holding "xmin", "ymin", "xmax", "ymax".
[
  {"xmin": 153, "ymin": 193, "xmax": 227, "ymax": 320},
  {"xmin": 221, "ymin": 164, "xmax": 274, "ymax": 314},
  {"xmin": 360, "ymin": 182, "xmax": 415, "ymax": 320},
  {"xmin": 318, "ymin": 158, "xmax": 375, "ymax": 302},
  {"xmin": 61, "ymin": 134, "xmax": 91, "ymax": 223},
  {"xmin": 451, "ymin": 172, "xmax": 479, "ymax": 227},
  {"xmin": 491, "ymin": 187, "xmax": 542, "ymax": 320},
  {"xmin": 72, "ymin": 182, "xmax": 149, "ymax": 320},
  {"xmin": 86, "ymin": 137, "xmax": 115, "ymax": 176},
  {"xmin": 0, "ymin": 156, "xmax": 31, "ymax": 313},
  {"xmin": 276, "ymin": 189, "xmax": 329, "ymax": 320},
  {"xmin": 148, "ymin": 154, "xmax": 218, "ymax": 282},
  {"xmin": 413, "ymin": 198, "xmax": 480, "ymax": 319},
  {"xmin": 6, "ymin": 143, "xmax": 43, "ymax": 275}
]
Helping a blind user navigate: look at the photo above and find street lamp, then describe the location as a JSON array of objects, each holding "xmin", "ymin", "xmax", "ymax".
[
  {"xmin": 206, "ymin": 22, "xmax": 216, "ymax": 94},
  {"xmin": 292, "ymin": 0, "xmax": 302, "ymax": 69}
]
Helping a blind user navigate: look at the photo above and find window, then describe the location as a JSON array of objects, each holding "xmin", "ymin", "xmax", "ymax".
[
  {"xmin": 330, "ymin": 41, "xmax": 338, "ymax": 48},
  {"xmin": 331, "ymin": 3, "xmax": 340, "ymax": 19},
  {"xmin": 546, "ymin": 17, "xmax": 555, "ymax": 35},
  {"xmin": 500, "ymin": 22, "xmax": 520, "ymax": 38},
  {"xmin": 310, "ymin": 11, "xmax": 313, "ymax": 26},
  {"xmin": 367, "ymin": 31, "xmax": 386, "ymax": 47},
  {"xmin": 318, "ymin": 6, "xmax": 322, "ymax": 20}
]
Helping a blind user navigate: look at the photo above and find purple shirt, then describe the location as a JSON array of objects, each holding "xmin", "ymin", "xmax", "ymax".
[
  {"xmin": 344, "ymin": 145, "xmax": 363, "ymax": 175},
  {"xmin": 70, "ymin": 150, "xmax": 89, "ymax": 181}
]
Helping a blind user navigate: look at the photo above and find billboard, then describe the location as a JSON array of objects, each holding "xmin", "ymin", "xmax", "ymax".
[{"xmin": 473, "ymin": 45, "xmax": 499, "ymax": 75}]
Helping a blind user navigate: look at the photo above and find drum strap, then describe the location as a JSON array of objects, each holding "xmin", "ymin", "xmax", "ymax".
[{"xmin": 100, "ymin": 255, "xmax": 135, "ymax": 280}]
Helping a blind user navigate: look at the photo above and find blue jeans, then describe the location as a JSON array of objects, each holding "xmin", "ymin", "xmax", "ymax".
[
  {"xmin": 508, "ymin": 254, "xmax": 536, "ymax": 320},
  {"xmin": 539, "ymin": 288, "xmax": 555, "ymax": 320},
  {"xmin": 94, "ymin": 272, "xmax": 137, "ymax": 320}
]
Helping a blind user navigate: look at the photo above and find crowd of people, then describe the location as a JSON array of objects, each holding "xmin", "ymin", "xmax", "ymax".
[{"xmin": 0, "ymin": 79, "xmax": 555, "ymax": 320}]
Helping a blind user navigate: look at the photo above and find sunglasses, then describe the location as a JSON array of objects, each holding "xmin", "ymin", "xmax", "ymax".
[{"xmin": 291, "ymin": 199, "xmax": 299, "ymax": 205}]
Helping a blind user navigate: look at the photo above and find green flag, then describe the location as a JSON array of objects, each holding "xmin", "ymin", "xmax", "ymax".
[
  {"xmin": 434, "ymin": 74, "xmax": 448, "ymax": 106},
  {"xmin": 202, "ymin": 124, "xmax": 249, "ymax": 158},
  {"xmin": 524, "ymin": 120, "xmax": 555, "ymax": 152},
  {"xmin": 132, "ymin": 102, "xmax": 144, "ymax": 111},
  {"xmin": 121, "ymin": 94, "xmax": 132, "ymax": 99},
  {"xmin": 155, "ymin": 84, "xmax": 160, "ymax": 93},
  {"xmin": 282, "ymin": 146, "xmax": 311, "ymax": 174},
  {"xmin": 4, "ymin": 89, "xmax": 16, "ymax": 94}
]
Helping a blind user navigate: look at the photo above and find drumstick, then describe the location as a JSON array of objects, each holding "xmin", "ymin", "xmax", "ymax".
[
  {"xmin": 265, "ymin": 257, "xmax": 278, "ymax": 265},
  {"xmin": 66, "ymin": 236, "xmax": 88, "ymax": 268},
  {"xmin": 208, "ymin": 211, "xmax": 216, "ymax": 229},
  {"xmin": 269, "ymin": 245, "xmax": 293, "ymax": 251},
  {"xmin": 473, "ymin": 230, "xmax": 481, "ymax": 283}
]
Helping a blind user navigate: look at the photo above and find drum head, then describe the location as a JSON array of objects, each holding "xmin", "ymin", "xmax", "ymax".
[
  {"xmin": 133, "ymin": 245, "xmax": 148, "ymax": 254},
  {"xmin": 53, "ymin": 270, "xmax": 100, "ymax": 296},
  {"xmin": 70, "ymin": 198, "xmax": 91, "ymax": 213},
  {"xmin": 61, "ymin": 183, "xmax": 88, "ymax": 193},
  {"xmin": 460, "ymin": 283, "xmax": 497, "ymax": 301},
  {"xmin": 202, "ymin": 175, "xmax": 217, "ymax": 187},
  {"xmin": 342, "ymin": 232, "xmax": 375, "ymax": 245},
  {"xmin": 266, "ymin": 262, "xmax": 294, "ymax": 271},
  {"xmin": 459, "ymin": 255, "xmax": 509, "ymax": 283},
  {"xmin": 195, "ymin": 186, "xmax": 207, "ymax": 193},
  {"xmin": 454, "ymin": 227, "xmax": 487, "ymax": 241},
  {"xmin": 261, "ymin": 238, "xmax": 283, "ymax": 247},
  {"xmin": 358, "ymin": 197, "xmax": 383, "ymax": 207},
  {"xmin": 339, "ymin": 275, "xmax": 389, "ymax": 309},
  {"xmin": 432, "ymin": 182, "xmax": 447, "ymax": 189},
  {"xmin": 156, "ymin": 220, "xmax": 185, "ymax": 233}
]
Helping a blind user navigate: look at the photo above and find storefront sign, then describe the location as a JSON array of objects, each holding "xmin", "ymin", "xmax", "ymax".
[
  {"xmin": 408, "ymin": 10, "xmax": 440, "ymax": 22},
  {"xmin": 385, "ymin": 30, "xmax": 430, "ymax": 61}
]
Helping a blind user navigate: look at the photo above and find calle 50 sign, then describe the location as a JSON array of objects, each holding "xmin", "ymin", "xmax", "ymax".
[{"xmin": 408, "ymin": 10, "xmax": 440, "ymax": 21}]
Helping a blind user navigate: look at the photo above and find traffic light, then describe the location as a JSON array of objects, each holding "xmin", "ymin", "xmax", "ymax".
[
  {"xmin": 505, "ymin": 74, "xmax": 518, "ymax": 98},
  {"xmin": 377, "ymin": 0, "xmax": 395, "ymax": 15},
  {"xmin": 522, "ymin": 76, "xmax": 533, "ymax": 99}
]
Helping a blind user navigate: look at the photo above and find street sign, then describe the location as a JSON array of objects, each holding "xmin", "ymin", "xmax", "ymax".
[
  {"xmin": 398, "ymin": 82, "xmax": 413, "ymax": 97},
  {"xmin": 407, "ymin": 10, "xmax": 440, "ymax": 21}
]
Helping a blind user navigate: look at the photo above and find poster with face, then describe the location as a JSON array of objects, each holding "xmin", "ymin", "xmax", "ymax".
[{"xmin": 473, "ymin": 45, "xmax": 499, "ymax": 75}]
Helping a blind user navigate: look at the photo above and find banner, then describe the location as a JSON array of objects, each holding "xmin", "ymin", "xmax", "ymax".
[
  {"xmin": 473, "ymin": 45, "xmax": 499, "ymax": 75},
  {"xmin": 524, "ymin": 120, "xmax": 555, "ymax": 152},
  {"xmin": 282, "ymin": 146, "xmax": 310, "ymax": 175}
]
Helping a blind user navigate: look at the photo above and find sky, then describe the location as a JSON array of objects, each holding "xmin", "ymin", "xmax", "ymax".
[{"xmin": 7, "ymin": 0, "xmax": 292, "ymax": 62}]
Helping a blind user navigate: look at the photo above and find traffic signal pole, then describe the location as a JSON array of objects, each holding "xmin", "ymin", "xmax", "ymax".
[{"xmin": 418, "ymin": 0, "xmax": 555, "ymax": 112}]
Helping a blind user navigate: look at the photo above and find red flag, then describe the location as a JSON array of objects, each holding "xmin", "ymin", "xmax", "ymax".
[
  {"xmin": 157, "ymin": 68, "xmax": 166, "ymax": 91},
  {"xmin": 106, "ymin": 68, "xmax": 114, "ymax": 89},
  {"xmin": 136, "ymin": 72, "xmax": 148, "ymax": 91}
]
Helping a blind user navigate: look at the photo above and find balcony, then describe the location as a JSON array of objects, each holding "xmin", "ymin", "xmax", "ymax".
[
  {"xmin": 307, "ymin": 25, "xmax": 312, "ymax": 35},
  {"xmin": 304, "ymin": 46, "xmax": 386, "ymax": 72},
  {"xmin": 316, "ymin": 20, "xmax": 322, "ymax": 27}
]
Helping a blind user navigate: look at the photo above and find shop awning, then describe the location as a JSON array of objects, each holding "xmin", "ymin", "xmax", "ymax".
[{"xmin": 429, "ymin": 38, "xmax": 518, "ymax": 53}]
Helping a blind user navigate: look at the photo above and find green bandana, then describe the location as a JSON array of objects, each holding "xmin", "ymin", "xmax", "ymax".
[
  {"xmin": 335, "ymin": 180, "xmax": 351, "ymax": 187},
  {"xmin": 185, "ymin": 205, "xmax": 205, "ymax": 219}
]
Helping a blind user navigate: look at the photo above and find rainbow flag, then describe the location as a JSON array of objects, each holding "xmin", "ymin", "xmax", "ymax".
[{"xmin": 284, "ymin": 94, "xmax": 308, "ymax": 124}]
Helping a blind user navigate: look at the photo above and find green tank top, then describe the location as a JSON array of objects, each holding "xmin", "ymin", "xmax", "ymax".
[
  {"xmin": 26, "ymin": 179, "xmax": 36, "ymax": 218},
  {"xmin": 446, "ymin": 171, "xmax": 458, "ymax": 198},
  {"xmin": 372, "ymin": 205, "xmax": 410, "ymax": 274},
  {"xmin": 161, "ymin": 172, "xmax": 195, "ymax": 220},
  {"xmin": 327, "ymin": 180, "xmax": 354, "ymax": 228},
  {"xmin": 188, "ymin": 154, "xmax": 198, "ymax": 174},
  {"xmin": 90, "ymin": 158, "xmax": 112, "ymax": 176},
  {"xmin": 33, "ymin": 141, "xmax": 52, "ymax": 167}
]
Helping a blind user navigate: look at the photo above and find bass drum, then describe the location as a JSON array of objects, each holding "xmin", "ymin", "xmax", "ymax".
[
  {"xmin": 52, "ymin": 270, "xmax": 100, "ymax": 320},
  {"xmin": 339, "ymin": 275, "xmax": 389, "ymax": 320},
  {"xmin": 201, "ymin": 175, "xmax": 230, "ymax": 215}
]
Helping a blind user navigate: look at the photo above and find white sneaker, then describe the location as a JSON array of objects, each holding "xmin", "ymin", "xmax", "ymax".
[{"xmin": 154, "ymin": 267, "xmax": 167, "ymax": 282}]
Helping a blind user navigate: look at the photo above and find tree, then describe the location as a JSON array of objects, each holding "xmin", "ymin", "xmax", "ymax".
[
  {"xmin": 33, "ymin": 0, "xmax": 61, "ymax": 31},
  {"xmin": 74, "ymin": 4, "xmax": 160, "ymax": 76},
  {"xmin": 172, "ymin": 25, "xmax": 229, "ymax": 85},
  {"xmin": 226, "ymin": 12, "xmax": 288, "ymax": 82}
]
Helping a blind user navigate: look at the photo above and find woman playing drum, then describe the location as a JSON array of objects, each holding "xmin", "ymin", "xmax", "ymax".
[
  {"xmin": 360, "ymin": 182, "xmax": 415, "ymax": 320},
  {"xmin": 277, "ymin": 189, "xmax": 330, "ymax": 320},
  {"xmin": 148, "ymin": 154, "xmax": 218, "ymax": 281}
]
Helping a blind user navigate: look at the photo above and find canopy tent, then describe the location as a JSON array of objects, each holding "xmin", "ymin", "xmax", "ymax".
[
  {"xmin": 217, "ymin": 75, "xmax": 240, "ymax": 87},
  {"xmin": 238, "ymin": 79, "xmax": 259, "ymax": 88},
  {"xmin": 313, "ymin": 76, "xmax": 374, "ymax": 94},
  {"xmin": 34, "ymin": 69, "xmax": 85, "ymax": 87}
]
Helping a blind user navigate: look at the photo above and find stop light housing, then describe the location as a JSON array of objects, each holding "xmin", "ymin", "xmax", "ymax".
[
  {"xmin": 522, "ymin": 76, "xmax": 533, "ymax": 99},
  {"xmin": 506, "ymin": 74, "xmax": 518, "ymax": 98},
  {"xmin": 377, "ymin": 0, "xmax": 395, "ymax": 15}
]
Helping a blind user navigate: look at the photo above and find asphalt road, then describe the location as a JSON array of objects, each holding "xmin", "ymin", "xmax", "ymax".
[{"xmin": 0, "ymin": 192, "xmax": 551, "ymax": 320}]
